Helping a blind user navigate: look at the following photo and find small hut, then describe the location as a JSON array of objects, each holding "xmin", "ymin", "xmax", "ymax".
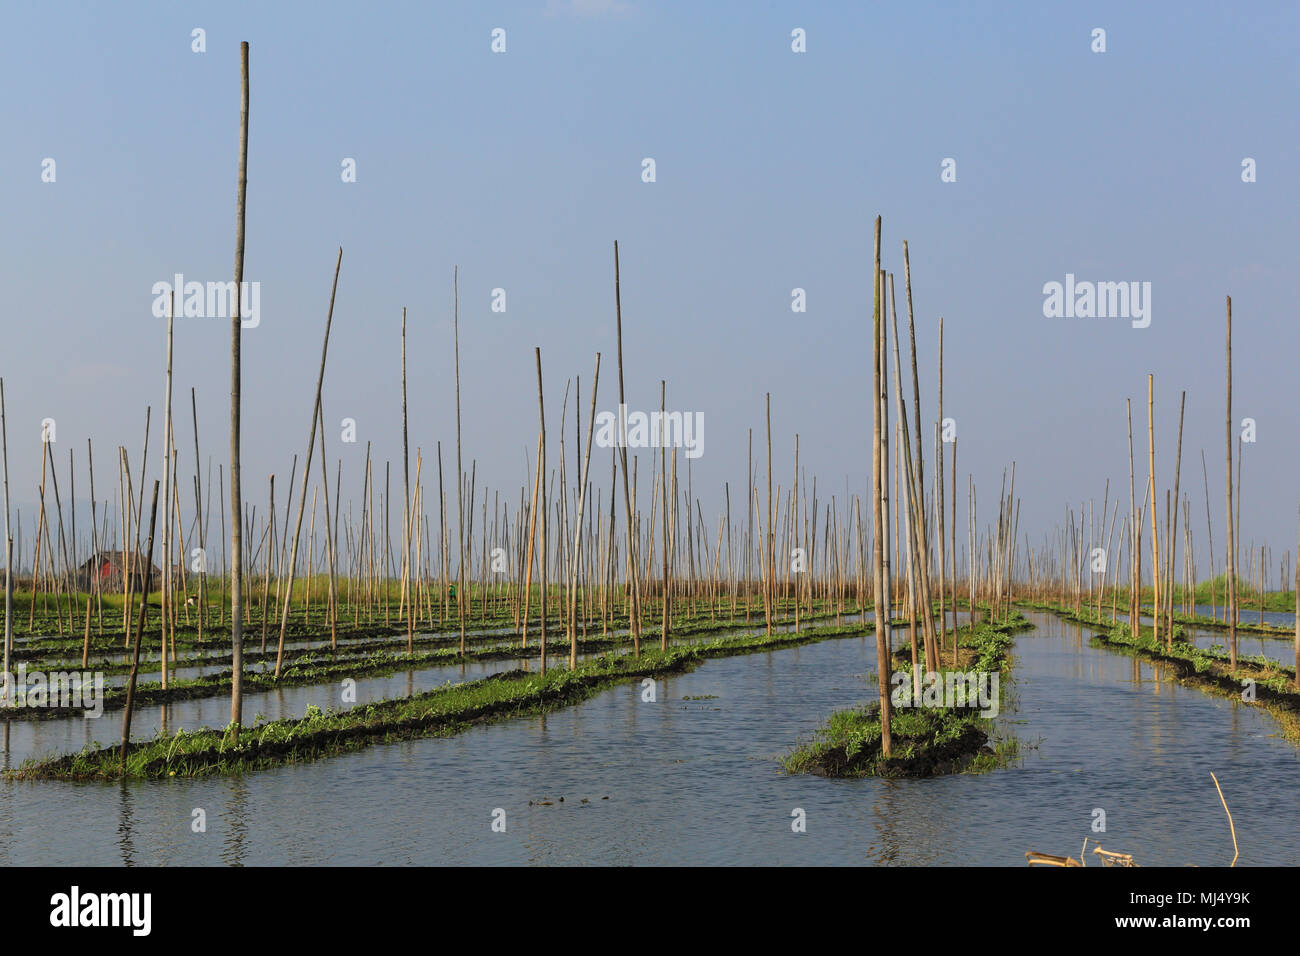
[{"xmin": 76, "ymin": 551, "xmax": 163, "ymax": 592}]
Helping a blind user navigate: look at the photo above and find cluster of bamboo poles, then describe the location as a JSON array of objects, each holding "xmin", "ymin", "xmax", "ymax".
[{"xmin": 866, "ymin": 217, "xmax": 1008, "ymax": 757}]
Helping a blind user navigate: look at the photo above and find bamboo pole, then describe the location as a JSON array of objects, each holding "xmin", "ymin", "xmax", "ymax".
[
  {"xmin": 228, "ymin": 40, "xmax": 250, "ymax": 738},
  {"xmin": 1225, "ymin": 297, "xmax": 1238, "ymax": 668},
  {"xmin": 454, "ymin": 268, "xmax": 467, "ymax": 655},
  {"xmin": 535, "ymin": 348, "xmax": 548, "ymax": 675},
  {"xmin": 568, "ymin": 354, "xmax": 601, "ymax": 668},
  {"xmin": 0, "ymin": 379, "xmax": 10, "ymax": 695},
  {"xmin": 161, "ymin": 290, "xmax": 174, "ymax": 690},
  {"xmin": 274, "ymin": 248, "xmax": 342, "ymax": 676},
  {"xmin": 402, "ymin": 306, "xmax": 414, "ymax": 654},
  {"xmin": 765, "ymin": 392, "xmax": 774, "ymax": 637},
  {"xmin": 871, "ymin": 216, "xmax": 893, "ymax": 757},
  {"xmin": 119, "ymin": 481, "xmax": 160, "ymax": 771},
  {"xmin": 660, "ymin": 381, "xmax": 670, "ymax": 649}
]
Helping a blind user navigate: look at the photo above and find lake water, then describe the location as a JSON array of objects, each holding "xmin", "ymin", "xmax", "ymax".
[{"xmin": 0, "ymin": 609, "xmax": 1295, "ymax": 865}]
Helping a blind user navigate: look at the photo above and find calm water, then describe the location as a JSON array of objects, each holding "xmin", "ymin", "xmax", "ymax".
[
  {"xmin": 0, "ymin": 610, "xmax": 1295, "ymax": 866},
  {"xmin": 1183, "ymin": 627, "xmax": 1297, "ymax": 667}
]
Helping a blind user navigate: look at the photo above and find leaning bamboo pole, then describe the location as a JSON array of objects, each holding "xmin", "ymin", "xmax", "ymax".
[
  {"xmin": 900, "ymin": 246, "xmax": 938, "ymax": 665},
  {"xmin": 274, "ymin": 248, "xmax": 342, "ymax": 677},
  {"xmin": 191, "ymin": 390, "xmax": 205, "ymax": 640},
  {"xmin": 119, "ymin": 481, "xmax": 160, "ymax": 771}
]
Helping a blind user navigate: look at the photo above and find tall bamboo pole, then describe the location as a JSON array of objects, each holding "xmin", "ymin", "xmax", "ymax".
[
  {"xmin": 1166, "ymin": 391, "xmax": 1186, "ymax": 642},
  {"xmin": 568, "ymin": 354, "xmax": 601, "ymax": 668},
  {"xmin": 0, "ymin": 379, "xmax": 10, "ymax": 696},
  {"xmin": 870, "ymin": 216, "xmax": 892, "ymax": 757},
  {"xmin": 161, "ymin": 291, "xmax": 174, "ymax": 690},
  {"xmin": 228, "ymin": 40, "xmax": 250, "ymax": 738},
  {"xmin": 454, "ymin": 268, "xmax": 466, "ymax": 655},
  {"xmin": 612, "ymin": 242, "xmax": 642, "ymax": 654},
  {"xmin": 660, "ymin": 381, "xmax": 670, "ymax": 649},
  {"xmin": 535, "ymin": 348, "xmax": 548, "ymax": 675},
  {"xmin": 401, "ymin": 306, "xmax": 413, "ymax": 654},
  {"xmin": 1225, "ymin": 297, "xmax": 1238, "ymax": 668}
]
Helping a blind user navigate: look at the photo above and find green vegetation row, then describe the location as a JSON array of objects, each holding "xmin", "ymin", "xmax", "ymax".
[
  {"xmin": 1029, "ymin": 603, "xmax": 1300, "ymax": 744},
  {"xmin": 781, "ymin": 613, "xmax": 1033, "ymax": 779},
  {"xmin": 12, "ymin": 621, "xmax": 873, "ymax": 780},
  {"xmin": 1088, "ymin": 620, "xmax": 1300, "ymax": 744}
]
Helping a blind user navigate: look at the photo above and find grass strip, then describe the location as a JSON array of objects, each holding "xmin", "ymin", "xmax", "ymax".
[
  {"xmin": 781, "ymin": 613, "xmax": 1033, "ymax": 779},
  {"xmin": 12, "ymin": 622, "xmax": 870, "ymax": 780}
]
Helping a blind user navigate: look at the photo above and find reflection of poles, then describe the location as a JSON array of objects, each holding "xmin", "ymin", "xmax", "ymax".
[{"xmin": 117, "ymin": 783, "xmax": 136, "ymax": 866}]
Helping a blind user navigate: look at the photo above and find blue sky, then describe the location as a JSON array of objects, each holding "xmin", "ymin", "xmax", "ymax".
[{"xmin": 2, "ymin": 1, "xmax": 1297, "ymax": 578}]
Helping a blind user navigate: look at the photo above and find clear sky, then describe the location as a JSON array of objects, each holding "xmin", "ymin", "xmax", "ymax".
[{"xmin": 2, "ymin": 1, "xmax": 1297, "ymax": 579}]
